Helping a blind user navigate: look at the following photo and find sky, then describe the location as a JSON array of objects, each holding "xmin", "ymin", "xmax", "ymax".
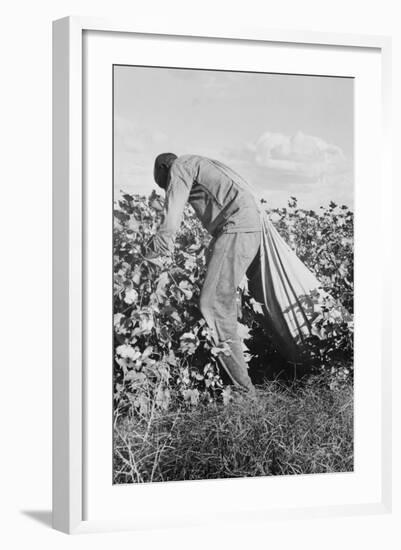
[{"xmin": 114, "ymin": 65, "xmax": 353, "ymax": 210}]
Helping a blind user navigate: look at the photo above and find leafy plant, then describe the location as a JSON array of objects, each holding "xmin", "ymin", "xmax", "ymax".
[{"xmin": 113, "ymin": 192, "xmax": 353, "ymax": 418}]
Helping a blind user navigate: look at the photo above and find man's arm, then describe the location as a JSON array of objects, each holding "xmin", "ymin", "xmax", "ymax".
[{"xmin": 150, "ymin": 162, "xmax": 192, "ymax": 256}]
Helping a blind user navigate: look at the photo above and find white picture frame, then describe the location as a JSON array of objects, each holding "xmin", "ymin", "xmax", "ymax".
[{"xmin": 52, "ymin": 16, "xmax": 392, "ymax": 534}]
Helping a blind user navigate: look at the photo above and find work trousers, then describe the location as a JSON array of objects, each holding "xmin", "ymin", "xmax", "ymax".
[{"xmin": 199, "ymin": 230, "xmax": 265, "ymax": 391}]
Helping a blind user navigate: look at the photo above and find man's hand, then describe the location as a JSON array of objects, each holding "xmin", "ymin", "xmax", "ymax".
[
  {"xmin": 144, "ymin": 248, "xmax": 164, "ymax": 269},
  {"xmin": 149, "ymin": 190, "xmax": 164, "ymax": 212},
  {"xmin": 145, "ymin": 256, "xmax": 165, "ymax": 269},
  {"xmin": 143, "ymin": 237, "xmax": 168, "ymax": 269}
]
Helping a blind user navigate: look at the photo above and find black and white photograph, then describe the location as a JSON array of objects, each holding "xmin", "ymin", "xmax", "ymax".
[
  {"xmin": 112, "ymin": 65, "xmax": 354, "ymax": 484},
  {"xmin": 1, "ymin": 0, "xmax": 397, "ymax": 543}
]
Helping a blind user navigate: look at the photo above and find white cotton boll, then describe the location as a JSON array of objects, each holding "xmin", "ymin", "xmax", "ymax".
[{"xmin": 124, "ymin": 288, "xmax": 138, "ymax": 304}]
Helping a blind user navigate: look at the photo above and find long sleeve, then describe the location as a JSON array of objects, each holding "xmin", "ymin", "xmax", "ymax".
[{"xmin": 152, "ymin": 161, "xmax": 192, "ymax": 255}]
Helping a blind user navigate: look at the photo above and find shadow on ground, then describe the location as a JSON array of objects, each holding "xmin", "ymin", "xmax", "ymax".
[{"xmin": 21, "ymin": 510, "xmax": 52, "ymax": 528}]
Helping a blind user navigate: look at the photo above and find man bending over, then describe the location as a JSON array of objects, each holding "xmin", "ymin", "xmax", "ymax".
[{"xmin": 150, "ymin": 153, "xmax": 264, "ymax": 393}]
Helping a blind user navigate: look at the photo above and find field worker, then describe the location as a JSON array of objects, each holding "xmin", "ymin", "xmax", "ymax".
[{"xmin": 149, "ymin": 152, "xmax": 265, "ymax": 394}]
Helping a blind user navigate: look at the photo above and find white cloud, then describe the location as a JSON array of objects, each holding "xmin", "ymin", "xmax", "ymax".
[
  {"xmin": 220, "ymin": 130, "xmax": 353, "ymax": 209},
  {"xmin": 243, "ymin": 131, "xmax": 347, "ymax": 182}
]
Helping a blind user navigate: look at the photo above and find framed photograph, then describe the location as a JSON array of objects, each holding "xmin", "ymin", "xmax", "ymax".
[{"xmin": 52, "ymin": 16, "xmax": 392, "ymax": 534}]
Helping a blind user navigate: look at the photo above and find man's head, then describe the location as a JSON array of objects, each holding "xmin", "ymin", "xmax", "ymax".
[{"xmin": 153, "ymin": 153, "xmax": 178, "ymax": 190}]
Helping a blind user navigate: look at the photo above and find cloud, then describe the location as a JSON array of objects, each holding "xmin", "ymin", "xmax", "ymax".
[
  {"xmin": 235, "ymin": 131, "xmax": 347, "ymax": 182},
  {"xmin": 220, "ymin": 130, "xmax": 353, "ymax": 209}
]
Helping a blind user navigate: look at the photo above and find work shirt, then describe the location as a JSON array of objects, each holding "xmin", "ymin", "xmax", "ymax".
[{"xmin": 152, "ymin": 155, "xmax": 261, "ymax": 255}]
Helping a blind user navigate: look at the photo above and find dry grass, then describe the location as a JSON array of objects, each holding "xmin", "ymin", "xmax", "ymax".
[{"xmin": 113, "ymin": 377, "xmax": 353, "ymax": 483}]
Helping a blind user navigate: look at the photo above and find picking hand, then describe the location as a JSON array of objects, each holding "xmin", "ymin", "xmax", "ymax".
[
  {"xmin": 149, "ymin": 190, "xmax": 164, "ymax": 212},
  {"xmin": 144, "ymin": 253, "xmax": 164, "ymax": 269}
]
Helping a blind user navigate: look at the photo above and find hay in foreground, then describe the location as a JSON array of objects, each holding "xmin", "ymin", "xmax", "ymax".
[{"xmin": 113, "ymin": 377, "xmax": 353, "ymax": 484}]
